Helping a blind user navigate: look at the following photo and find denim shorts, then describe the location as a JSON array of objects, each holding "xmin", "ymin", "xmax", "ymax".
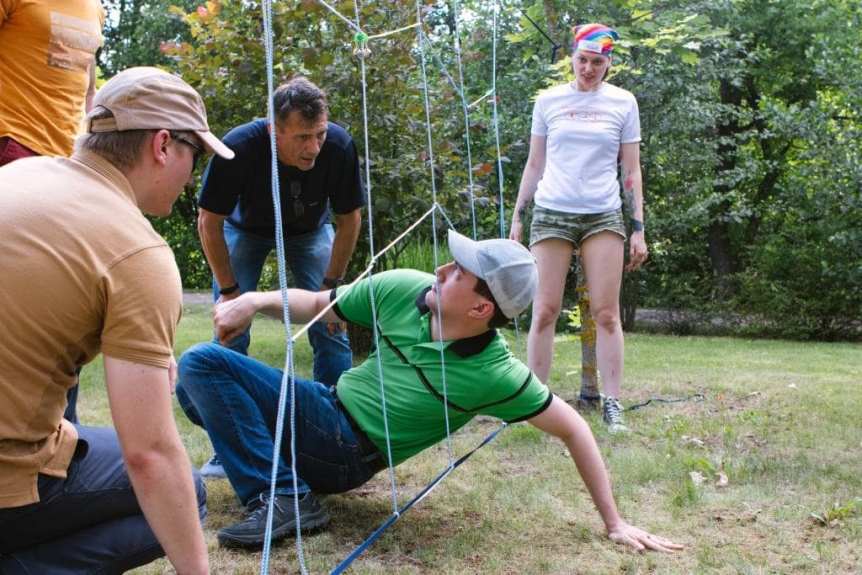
[{"xmin": 529, "ymin": 205, "xmax": 626, "ymax": 248}]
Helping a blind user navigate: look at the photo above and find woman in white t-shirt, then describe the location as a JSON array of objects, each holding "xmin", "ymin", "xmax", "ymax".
[{"xmin": 510, "ymin": 23, "xmax": 647, "ymax": 432}]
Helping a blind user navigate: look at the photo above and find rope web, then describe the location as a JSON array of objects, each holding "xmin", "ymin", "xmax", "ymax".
[{"xmin": 257, "ymin": 1, "xmax": 512, "ymax": 572}]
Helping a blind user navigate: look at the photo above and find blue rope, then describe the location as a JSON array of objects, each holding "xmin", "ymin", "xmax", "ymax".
[{"xmin": 330, "ymin": 422, "xmax": 508, "ymax": 575}]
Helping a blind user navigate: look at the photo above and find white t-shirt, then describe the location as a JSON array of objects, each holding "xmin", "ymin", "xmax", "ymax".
[{"xmin": 531, "ymin": 82, "xmax": 641, "ymax": 214}]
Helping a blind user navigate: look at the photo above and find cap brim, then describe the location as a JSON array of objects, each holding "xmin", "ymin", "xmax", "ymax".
[
  {"xmin": 197, "ymin": 131, "xmax": 235, "ymax": 160},
  {"xmin": 447, "ymin": 229, "xmax": 485, "ymax": 280}
]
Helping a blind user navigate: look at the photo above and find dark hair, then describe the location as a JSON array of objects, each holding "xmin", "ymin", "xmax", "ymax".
[
  {"xmin": 473, "ymin": 278, "xmax": 510, "ymax": 329},
  {"xmin": 273, "ymin": 76, "xmax": 328, "ymax": 124}
]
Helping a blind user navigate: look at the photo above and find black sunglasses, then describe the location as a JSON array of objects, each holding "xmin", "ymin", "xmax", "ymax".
[{"xmin": 169, "ymin": 131, "xmax": 203, "ymax": 170}]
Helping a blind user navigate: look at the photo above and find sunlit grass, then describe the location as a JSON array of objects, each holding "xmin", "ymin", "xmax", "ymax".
[{"xmin": 74, "ymin": 306, "xmax": 862, "ymax": 574}]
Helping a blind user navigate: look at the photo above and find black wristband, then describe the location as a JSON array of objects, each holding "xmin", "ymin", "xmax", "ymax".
[
  {"xmin": 219, "ymin": 283, "xmax": 240, "ymax": 295},
  {"xmin": 630, "ymin": 219, "xmax": 644, "ymax": 232},
  {"xmin": 322, "ymin": 277, "xmax": 342, "ymax": 289}
]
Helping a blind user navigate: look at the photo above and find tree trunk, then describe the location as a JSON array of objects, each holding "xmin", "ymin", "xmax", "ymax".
[{"xmin": 709, "ymin": 78, "xmax": 744, "ymax": 295}]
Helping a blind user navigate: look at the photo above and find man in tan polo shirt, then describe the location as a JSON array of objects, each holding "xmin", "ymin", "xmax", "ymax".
[{"xmin": 0, "ymin": 67, "xmax": 233, "ymax": 574}]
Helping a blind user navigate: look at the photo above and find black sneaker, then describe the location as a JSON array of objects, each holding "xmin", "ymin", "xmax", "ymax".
[{"xmin": 217, "ymin": 492, "xmax": 330, "ymax": 548}]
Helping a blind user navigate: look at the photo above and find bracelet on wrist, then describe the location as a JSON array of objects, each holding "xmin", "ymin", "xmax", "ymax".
[
  {"xmin": 630, "ymin": 219, "xmax": 644, "ymax": 232},
  {"xmin": 219, "ymin": 283, "xmax": 240, "ymax": 296},
  {"xmin": 322, "ymin": 277, "xmax": 343, "ymax": 289}
]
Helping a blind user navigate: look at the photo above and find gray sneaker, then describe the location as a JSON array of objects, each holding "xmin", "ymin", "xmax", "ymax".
[
  {"xmin": 218, "ymin": 492, "xmax": 330, "ymax": 548},
  {"xmin": 200, "ymin": 454, "xmax": 227, "ymax": 479},
  {"xmin": 602, "ymin": 396, "xmax": 629, "ymax": 433}
]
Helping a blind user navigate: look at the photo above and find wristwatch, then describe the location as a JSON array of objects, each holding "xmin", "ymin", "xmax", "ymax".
[
  {"xmin": 322, "ymin": 277, "xmax": 343, "ymax": 289},
  {"xmin": 219, "ymin": 283, "xmax": 240, "ymax": 295},
  {"xmin": 630, "ymin": 219, "xmax": 644, "ymax": 232}
]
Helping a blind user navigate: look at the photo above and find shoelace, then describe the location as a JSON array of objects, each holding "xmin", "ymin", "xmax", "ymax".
[
  {"xmin": 248, "ymin": 495, "xmax": 286, "ymax": 522},
  {"xmin": 604, "ymin": 399, "xmax": 623, "ymax": 423}
]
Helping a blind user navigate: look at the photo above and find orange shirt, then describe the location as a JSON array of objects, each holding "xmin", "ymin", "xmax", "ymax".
[
  {"xmin": 0, "ymin": 0, "xmax": 105, "ymax": 156},
  {"xmin": 0, "ymin": 150, "xmax": 183, "ymax": 508}
]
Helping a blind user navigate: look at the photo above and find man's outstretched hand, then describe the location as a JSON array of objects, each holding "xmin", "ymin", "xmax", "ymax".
[
  {"xmin": 607, "ymin": 522, "xmax": 684, "ymax": 553},
  {"xmin": 213, "ymin": 294, "xmax": 256, "ymax": 345}
]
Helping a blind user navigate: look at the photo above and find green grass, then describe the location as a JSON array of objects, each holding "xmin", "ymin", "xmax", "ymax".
[{"xmin": 75, "ymin": 306, "xmax": 862, "ymax": 574}]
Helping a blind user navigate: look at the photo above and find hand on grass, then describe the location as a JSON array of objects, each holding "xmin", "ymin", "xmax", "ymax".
[
  {"xmin": 607, "ymin": 523, "xmax": 683, "ymax": 553},
  {"xmin": 214, "ymin": 294, "xmax": 256, "ymax": 345}
]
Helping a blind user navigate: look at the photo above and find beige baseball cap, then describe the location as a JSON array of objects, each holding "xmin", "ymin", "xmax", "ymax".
[
  {"xmin": 86, "ymin": 67, "xmax": 234, "ymax": 159},
  {"xmin": 447, "ymin": 229, "xmax": 538, "ymax": 319}
]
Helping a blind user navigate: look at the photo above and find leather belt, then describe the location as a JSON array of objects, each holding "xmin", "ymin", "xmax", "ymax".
[{"xmin": 331, "ymin": 388, "xmax": 386, "ymax": 473}]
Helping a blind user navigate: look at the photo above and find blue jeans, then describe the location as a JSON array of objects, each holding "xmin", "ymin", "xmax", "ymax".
[
  {"xmin": 0, "ymin": 426, "xmax": 207, "ymax": 574},
  {"xmin": 177, "ymin": 343, "xmax": 381, "ymax": 507},
  {"xmin": 213, "ymin": 221, "xmax": 352, "ymax": 388}
]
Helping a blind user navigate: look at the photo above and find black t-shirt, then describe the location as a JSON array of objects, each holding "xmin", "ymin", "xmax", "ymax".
[{"xmin": 198, "ymin": 119, "xmax": 365, "ymax": 238}]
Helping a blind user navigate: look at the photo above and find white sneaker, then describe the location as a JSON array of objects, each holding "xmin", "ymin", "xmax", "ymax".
[
  {"xmin": 602, "ymin": 397, "xmax": 629, "ymax": 433},
  {"xmin": 200, "ymin": 454, "xmax": 227, "ymax": 478}
]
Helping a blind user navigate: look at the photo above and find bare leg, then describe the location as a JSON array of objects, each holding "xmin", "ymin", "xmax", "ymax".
[
  {"xmin": 580, "ymin": 232, "xmax": 625, "ymax": 398},
  {"xmin": 527, "ymin": 239, "xmax": 575, "ymax": 384}
]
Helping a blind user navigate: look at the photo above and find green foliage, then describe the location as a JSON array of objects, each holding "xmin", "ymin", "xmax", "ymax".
[{"xmin": 100, "ymin": 0, "xmax": 861, "ymax": 338}]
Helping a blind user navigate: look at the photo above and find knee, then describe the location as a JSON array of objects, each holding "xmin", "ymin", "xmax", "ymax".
[
  {"xmin": 532, "ymin": 301, "xmax": 562, "ymax": 329},
  {"xmin": 177, "ymin": 343, "xmax": 225, "ymax": 392},
  {"xmin": 592, "ymin": 306, "xmax": 621, "ymax": 332}
]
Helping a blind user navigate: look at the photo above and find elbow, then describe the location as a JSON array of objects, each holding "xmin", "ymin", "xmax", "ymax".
[{"xmin": 123, "ymin": 441, "xmax": 182, "ymax": 480}]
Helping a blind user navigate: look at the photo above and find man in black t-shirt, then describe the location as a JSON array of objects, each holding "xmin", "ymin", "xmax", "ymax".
[{"xmin": 196, "ymin": 77, "xmax": 364, "ymax": 476}]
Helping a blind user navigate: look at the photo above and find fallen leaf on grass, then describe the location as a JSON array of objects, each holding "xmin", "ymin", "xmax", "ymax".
[
  {"xmin": 689, "ymin": 471, "xmax": 705, "ymax": 486},
  {"xmin": 788, "ymin": 383, "xmax": 798, "ymax": 390},
  {"xmin": 715, "ymin": 472, "xmax": 729, "ymax": 488}
]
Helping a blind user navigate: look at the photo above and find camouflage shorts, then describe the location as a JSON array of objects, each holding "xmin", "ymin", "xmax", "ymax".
[{"xmin": 529, "ymin": 205, "xmax": 626, "ymax": 248}]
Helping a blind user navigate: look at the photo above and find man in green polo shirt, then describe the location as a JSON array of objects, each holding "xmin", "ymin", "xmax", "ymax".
[{"xmin": 176, "ymin": 230, "xmax": 683, "ymax": 554}]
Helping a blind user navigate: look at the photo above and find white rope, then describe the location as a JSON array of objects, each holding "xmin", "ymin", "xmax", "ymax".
[
  {"xmin": 468, "ymin": 88, "xmax": 494, "ymax": 110},
  {"xmin": 450, "ymin": 0, "xmax": 478, "ymax": 240},
  {"xmin": 288, "ymin": 204, "xmax": 438, "ymax": 344},
  {"xmin": 316, "ymin": 0, "xmax": 363, "ymax": 33},
  {"xmin": 258, "ymin": 1, "xmax": 308, "ymax": 573},
  {"xmin": 491, "ymin": 0, "xmax": 507, "ymax": 240},
  {"xmin": 414, "ymin": 0, "xmax": 455, "ymax": 466},
  {"xmin": 367, "ymin": 22, "xmax": 418, "ymax": 40},
  {"xmin": 350, "ymin": 0, "xmax": 401, "ymax": 513}
]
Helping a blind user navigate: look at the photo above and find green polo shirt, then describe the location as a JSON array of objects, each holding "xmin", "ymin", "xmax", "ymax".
[{"xmin": 333, "ymin": 269, "xmax": 552, "ymax": 466}]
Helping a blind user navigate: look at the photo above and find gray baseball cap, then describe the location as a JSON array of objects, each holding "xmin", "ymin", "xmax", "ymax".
[{"xmin": 447, "ymin": 229, "xmax": 538, "ymax": 318}]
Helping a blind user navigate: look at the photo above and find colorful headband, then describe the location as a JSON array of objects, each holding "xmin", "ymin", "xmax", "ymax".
[{"xmin": 572, "ymin": 23, "xmax": 619, "ymax": 55}]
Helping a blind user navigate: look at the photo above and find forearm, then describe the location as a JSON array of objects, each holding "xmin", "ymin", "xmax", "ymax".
[
  {"xmin": 325, "ymin": 211, "xmax": 361, "ymax": 281},
  {"xmin": 105, "ymin": 358, "xmax": 208, "ymax": 574},
  {"xmin": 562, "ymin": 418, "xmax": 624, "ymax": 531},
  {"xmin": 246, "ymin": 289, "xmax": 333, "ymax": 323},
  {"xmin": 622, "ymin": 167, "xmax": 644, "ymax": 223},
  {"xmin": 198, "ymin": 213, "xmax": 236, "ymax": 289},
  {"xmin": 513, "ymin": 165, "xmax": 542, "ymax": 222},
  {"xmin": 125, "ymin": 440, "xmax": 208, "ymax": 574}
]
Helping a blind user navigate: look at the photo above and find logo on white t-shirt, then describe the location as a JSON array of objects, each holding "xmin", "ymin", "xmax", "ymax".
[{"xmin": 564, "ymin": 108, "xmax": 604, "ymax": 122}]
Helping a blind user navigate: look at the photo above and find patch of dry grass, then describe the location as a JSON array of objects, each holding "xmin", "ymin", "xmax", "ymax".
[{"xmin": 75, "ymin": 307, "xmax": 861, "ymax": 574}]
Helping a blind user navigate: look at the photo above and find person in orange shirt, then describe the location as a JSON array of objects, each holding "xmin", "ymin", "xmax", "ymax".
[{"xmin": 0, "ymin": 0, "xmax": 105, "ymax": 165}]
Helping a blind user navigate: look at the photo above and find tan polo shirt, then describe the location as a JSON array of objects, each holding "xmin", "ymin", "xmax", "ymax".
[{"xmin": 0, "ymin": 149, "xmax": 183, "ymax": 508}]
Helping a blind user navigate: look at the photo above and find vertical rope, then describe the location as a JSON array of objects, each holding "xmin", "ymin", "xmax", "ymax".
[
  {"xmin": 258, "ymin": 1, "xmax": 309, "ymax": 573},
  {"xmin": 450, "ymin": 0, "xmax": 477, "ymax": 240},
  {"xmin": 415, "ymin": 0, "xmax": 454, "ymax": 465},
  {"xmin": 491, "ymin": 0, "xmax": 507, "ymax": 241},
  {"xmin": 351, "ymin": 0, "xmax": 400, "ymax": 514}
]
